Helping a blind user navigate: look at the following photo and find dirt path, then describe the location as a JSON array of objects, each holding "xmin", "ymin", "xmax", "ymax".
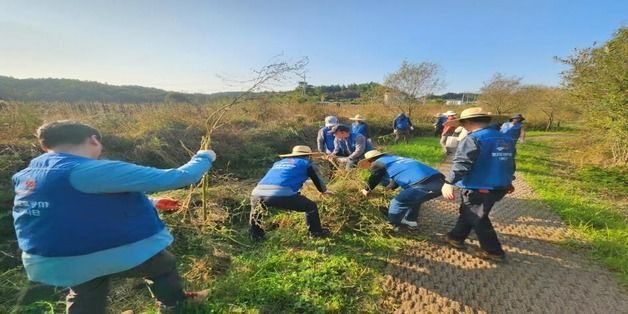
[{"xmin": 381, "ymin": 160, "xmax": 628, "ymax": 314}]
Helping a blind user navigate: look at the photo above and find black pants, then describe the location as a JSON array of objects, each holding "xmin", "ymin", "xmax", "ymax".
[
  {"xmin": 66, "ymin": 250, "xmax": 185, "ymax": 314},
  {"xmin": 447, "ymin": 189, "xmax": 507, "ymax": 255},
  {"xmin": 250, "ymin": 194, "xmax": 323, "ymax": 236}
]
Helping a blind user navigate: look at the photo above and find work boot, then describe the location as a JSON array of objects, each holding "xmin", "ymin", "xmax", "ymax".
[
  {"xmin": 477, "ymin": 251, "xmax": 506, "ymax": 263},
  {"xmin": 310, "ymin": 228, "xmax": 331, "ymax": 238},
  {"xmin": 400, "ymin": 218, "xmax": 418, "ymax": 229},
  {"xmin": 442, "ymin": 234, "xmax": 466, "ymax": 249}
]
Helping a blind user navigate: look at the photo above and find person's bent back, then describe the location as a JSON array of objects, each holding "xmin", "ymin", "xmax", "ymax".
[{"xmin": 12, "ymin": 120, "xmax": 216, "ymax": 313}]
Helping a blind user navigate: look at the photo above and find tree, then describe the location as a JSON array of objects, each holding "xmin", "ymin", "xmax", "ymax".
[
  {"xmin": 516, "ymin": 85, "xmax": 570, "ymax": 130},
  {"xmin": 478, "ymin": 73, "xmax": 523, "ymax": 114},
  {"xmin": 557, "ymin": 27, "xmax": 628, "ymax": 164},
  {"xmin": 384, "ymin": 61, "xmax": 445, "ymax": 114}
]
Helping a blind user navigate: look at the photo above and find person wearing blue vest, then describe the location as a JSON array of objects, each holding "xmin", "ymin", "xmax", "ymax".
[
  {"xmin": 440, "ymin": 108, "xmax": 516, "ymax": 262},
  {"xmin": 12, "ymin": 121, "xmax": 215, "ymax": 313},
  {"xmin": 393, "ymin": 112, "xmax": 414, "ymax": 144},
  {"xmin": 500, "ymin": 114, "xmax": 526, "ymax": 144},
  {"xmin": 250, "ymin": 145, "xmax": 334, "ymax": 241},
  {"xmin": 358, "ymin": 150, "xmax": 444, "ymax": 231},
  {"xmin": 349, "ymin": 114, "xmax": 370, "ymax": 141},
  {"xmin": 329, "ymin": 124, "xmax": 373, "ymax": 169},
  {"xmin": 433, "ymin": 113, "xmax": 447, "ymax": 137},
  {"xmin": 316, "ymin": 116, "xmax": 338, "ymax": 154}
]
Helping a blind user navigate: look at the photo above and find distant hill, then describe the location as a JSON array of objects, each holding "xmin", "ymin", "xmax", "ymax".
[{"xmin": 0, "ymin": 76, "xmax": 239, "ymax": 103}]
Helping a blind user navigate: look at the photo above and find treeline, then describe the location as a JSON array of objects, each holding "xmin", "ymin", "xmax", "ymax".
[{"xmin": 0, "ymin": 76, "xmax": 239, "ymax": 104}]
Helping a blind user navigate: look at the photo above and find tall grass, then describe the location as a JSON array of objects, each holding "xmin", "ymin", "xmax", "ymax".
[{"xmin": 517, "ymin": 132, "xmax": 628, "ymax": 286}]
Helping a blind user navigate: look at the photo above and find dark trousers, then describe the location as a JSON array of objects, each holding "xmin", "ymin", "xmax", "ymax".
[
  {"xmin": 388, "ymin": 176, "xmax": 443, "ymax": 225},
  {"xmin": 448, "ymin": 189, "xmax": 507, "ymax": 255},
  {"xmin": 394, "ymin": 129, "xmax": 411, "ymax": 144},
  {"xmin": 66, "ymin": 250, "xmax": 185, "ymax": 314},
  {"xmin": 250, "ymin": 194, "xmax": 323, "ymax": 235}
]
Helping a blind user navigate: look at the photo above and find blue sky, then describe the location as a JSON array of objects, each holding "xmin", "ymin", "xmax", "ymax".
[{"xmin": 0, "ymin": 0, "xmax": 626, "ymax": 93}]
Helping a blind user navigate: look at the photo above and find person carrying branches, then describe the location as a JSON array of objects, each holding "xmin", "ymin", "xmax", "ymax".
[
  {"xmin": 393, "ymin": 112, "xmax": 414, "ymax": 144},
  {"xmin": 358, "ymin": 150, "xmax": 444, "ymax": 231},
  {"xmin": 12, "ymin": 121, "xmax": 216, "ymax": 313},
  {"xmin": 249, "ymin": 145, "xmax": 334, "ymax": 241}
]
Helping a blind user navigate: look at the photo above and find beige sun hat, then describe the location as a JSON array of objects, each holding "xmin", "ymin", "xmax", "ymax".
[
  {"xmin": 443, "ymin": 110, "xmax": 457, "ymax": 116},
  {"xmin": 444, "ymin": 107, "xmax": 508, "ymax": 127},
  {"xmin": 357, "ymin": 150, "xmax": 386, "ymax": 169},
  {"xmin": 349, "ymin": 114, "xmax": 366, "ymax": 121},
  {"xmin": 279, "ymin": 145, "xmax": 322, "ymax": 158}
]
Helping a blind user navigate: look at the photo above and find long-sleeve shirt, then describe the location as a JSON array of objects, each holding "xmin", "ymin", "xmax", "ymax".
[
  {"xmin": 251, "ymin": 163, "xmax": 326, "ymax": 197},
  {"xmin": 23, "ymin": 153, "xmax": 212, "ymax": 287},
  {"xmin": 332, "ymin": 134, "xmax": 368, "ymax": 161},
  {"xmin": 446, "ymin": 127, "xmax": 516, "ymax": 185},
  {"xmin": 442, "ymin": 116, "xmax": 457, "ymax": 136},
  {"xmin": 366, "ymin": 161, "xmax": 398, "ymax": 190},
  {"xmin": 316, "ymin": 127, "xmax": 334, "ymax": 153}
]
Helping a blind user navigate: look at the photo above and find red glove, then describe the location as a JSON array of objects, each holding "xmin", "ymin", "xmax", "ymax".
[
  {"xmin": 507, "ymin": 185, "xmax": 515, "ymax": 194},
  {"xmin": 154, "ymin": 198, "xmax": 181, "ymax": 213}
]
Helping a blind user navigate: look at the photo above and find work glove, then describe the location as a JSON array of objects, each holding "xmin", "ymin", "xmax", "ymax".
[
  {"xmin": 152, "ymin": 198, "xmax": 181, "ymax": 213},
  {"xmin": 198, "ymin": 150, "xmax": 217, "ymax": 162},
  {"xmin": 393, "ymin": 129, "xmax": 398, "ymax": 134},
  {"xmin": 410, "ymin": 126, "xmax": 414, "ymax": 131},
  {"xmin": 322, "ymin": 190, "xmax": 335, "ymax": 196},
  {"xmin": 441, "ymin": 183, "xmax": 456, "ymax": 200},
  {"xmin": 360, "ymin": 189, "xmax": 370, "ymax": 197}
]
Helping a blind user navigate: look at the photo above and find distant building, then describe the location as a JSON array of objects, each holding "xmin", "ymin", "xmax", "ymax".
[{"xmin": 446, "ymin": 100, "xmax": 463, "ymax": 105}]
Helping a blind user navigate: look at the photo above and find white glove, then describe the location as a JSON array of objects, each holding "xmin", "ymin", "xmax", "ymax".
[
  {"xmin": 197, "ymin": 150, "xmax": 216, "ymax": 162},
  {"xmin": 393, "ymin": 129, "xmax": 398, "ymax": 134},
  {"xmin": 410, "ymin": 126, "xmax": 415, "ymax": 130}
]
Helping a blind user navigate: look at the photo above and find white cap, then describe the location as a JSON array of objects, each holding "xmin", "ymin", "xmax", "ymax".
[{"xmin": 324, "ymin": 116, "xmax": 338, "ymax": 127}]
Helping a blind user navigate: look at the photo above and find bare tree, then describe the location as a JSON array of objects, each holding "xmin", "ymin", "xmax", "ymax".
[
  {"xmin": 479, "ymin": 73, "xmax": 522, "ymax": 114},
  {"xmin": 384, "ymin": 61, "xmax": 445, "ymax": 114}
]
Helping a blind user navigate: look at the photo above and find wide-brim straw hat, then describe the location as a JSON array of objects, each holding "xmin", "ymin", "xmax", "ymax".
[
  {"xmin": 510, "ymin": 114, "xmax": 526, "ymax": 121},
  {"xmin": 349, "ymin": 114, "xmax": 366, "ymax": 121},
  {"xmin": 444, "ymin": 107, "xmax": 508, "ymax": 127},
  {"xmin": 279, "ymin": 145, "xmax": 323, "ymax": 158},
  {"xmin": 357, "ymin": 150, "xmax": 386, "ymax": 169},
  {"xmin": 443, "ymin": 110, "xmax": 457, "ymax": 116}
]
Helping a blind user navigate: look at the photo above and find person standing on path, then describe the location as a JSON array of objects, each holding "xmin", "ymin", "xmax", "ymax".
[
  {"xmin": 349, "ymin": 114, "xmax": 371, "ymax": 142},
  {"xmin": 329, "ymin": 124, "xmax": 373, "ymax": 169},
  {"xmin": 12, "ymin": 121, "xmax": 215, "ymax": 313},
  {"xmin": 359, "ymin": 150, "xmax": 444, "ymax": 231},
  {"xmin": 439, "ymin": 111, "xmax": 457, "ymax": 153},
  {"xmin": 249, "ymin": 145, "xmax": 334, "ymax": 241},
  {"xmin": 317, "ymin": 116, "xmax": 338, "ymax": 154},
  {"xmin": 500, "ymin": 114, "xmax": 526, "ymax": 144},
  {"xmin": 393, "ymin": 113, "xmax": 414, "ymax": 144},
  {"xmin": 440, "ymin": 108, "xmax": 516, "ymax": 262}
]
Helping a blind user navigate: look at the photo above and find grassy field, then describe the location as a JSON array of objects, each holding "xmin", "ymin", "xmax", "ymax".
[{"xmin": 517, "ymin": 131, "xmax": 628, "ymax": 286}]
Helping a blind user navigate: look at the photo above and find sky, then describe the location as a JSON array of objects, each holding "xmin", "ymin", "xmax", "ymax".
[{"xmin": 0, "ymin": 0, "xmax": 626, "ymax": 94}]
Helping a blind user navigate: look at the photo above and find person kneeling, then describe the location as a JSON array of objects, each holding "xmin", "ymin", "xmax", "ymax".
[
  {"xmin": 250, "ymin": 146, "xmax": 333, "ymax": 241},
  {"xmin": 359, "ymin": 150, "xmax": 444, "ymax": 231}
]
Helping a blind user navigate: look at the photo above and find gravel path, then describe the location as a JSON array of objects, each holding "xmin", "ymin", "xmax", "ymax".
[{"xmin": 381, "ymin": 160, "xmax": 628, "ymax": 314}]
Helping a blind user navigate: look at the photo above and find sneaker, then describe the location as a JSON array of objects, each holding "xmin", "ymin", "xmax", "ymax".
[
  {"xmin": 310, "ymin": 228, "xmax": 331, "ymax": 238},
  {"xmin": 477, "ymin": 251, "xmax": 506, "ymax": 263},
  {"xmin": 400, "ymin": 218, "xmax": 418, "ymax": 229},
  {"xmin": 442, "ymin": 234, "xmax": 466, "ymax": 249}
]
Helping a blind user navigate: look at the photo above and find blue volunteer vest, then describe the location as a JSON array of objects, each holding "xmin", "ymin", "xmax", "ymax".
[
  {"xmin": 395, "ymin": 117, "xmax": 410, "ymax": 129},
  {"xmin": 12, "ymin": 153, "xmax": 165, "ymax": 257},
  {"xmin": 258, "ymin": 158, "xmax": 311, "ymax": 192},
  {"xmin": 377, "ymin": 155, "xmax": 440, "ymax": 189},
  {"xmin": 321, "ymin": 126, "xmax": 336, "ymax": 152},
  {"xmin": 352, "ymin": 122, "xmax": 368, "ymax": 138},
  {"xmin": 500, "ymin": 122, "xmax": 523, "ymax": 141},
  {"xmin": 346, "ymin": 133, "xmax": 373, "ymax": 155},
  {"xmin": 457, "ymin": 128, "xmax": 516, "ymax": 189}
]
